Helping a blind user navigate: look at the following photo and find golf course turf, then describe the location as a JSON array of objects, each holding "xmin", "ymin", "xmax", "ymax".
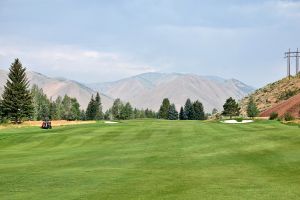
[{"xmin": 0, "ymin": 120, "xmax": 300, "ymax": 199}]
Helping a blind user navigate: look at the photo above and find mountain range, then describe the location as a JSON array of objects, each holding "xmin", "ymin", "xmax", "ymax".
[
  {"xmin": 0, "ymin": 69, "xmax": 113, "ymax": 110},
  {"xmin": 0, "ymin": 69, "xmax": 255, "ymax": 112},
  {"xmin": 89, "ymin": 72, "xmax": 254, "ymax": 112}
]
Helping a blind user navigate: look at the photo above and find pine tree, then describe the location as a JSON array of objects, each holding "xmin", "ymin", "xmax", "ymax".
[
  {"xmin": 94, "ymin": 92, "xmax": 103, "ymax": 120},
  {"xmin": 247, "ymin": 97, "xmax": 259, "ymax": 118},
  {"xmin": 184, "ymin": 99, "xmax": 195, "ymax": 120},
  {"xmin": 158, "ymin": 98, "xmax": 170, "ymax": 119},
  {"xmin": 168, "ymin": 104, "xmax": 178, "ymax": 120},
  {"xmin": 222, "ymin": 97, "xmax": 240, "ymax": 119},
  {"xmin": 2, "ymin": 59, "xmax": 33, "ymax": 123},
  {"xmin": 179, "ymin": 106, "xmax": 186, "ymax": 120},
  {"xmin": 193, "ymin": 100, "xmax": 205, "ymax": 120},
  {"xmin": 86, "ymin": 95, "xmax": 96, "ymax": 120}
]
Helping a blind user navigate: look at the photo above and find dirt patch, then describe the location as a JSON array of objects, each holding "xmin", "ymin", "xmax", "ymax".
[
  {"xmin": 0, "ymin": 120, "xmax": 96, "ymax": 129},
  {"xmin": 260, "ymin": 93, "xmax": 300, "ymax": 118}
]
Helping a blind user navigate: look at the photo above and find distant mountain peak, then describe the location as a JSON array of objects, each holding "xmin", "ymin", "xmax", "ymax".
[{"xmin": 88, "ymin": 72, "xmax": 255, "ymax": 112}]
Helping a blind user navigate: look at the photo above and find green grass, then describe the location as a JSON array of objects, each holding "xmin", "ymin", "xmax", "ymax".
[{"xmin": 0, "ymin": 120, "xmax": 300, "ymax": 200}]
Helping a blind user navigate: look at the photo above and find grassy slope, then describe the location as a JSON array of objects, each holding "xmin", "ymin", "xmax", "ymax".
[{"xmin": 0, "ymin": 120, "xmax": 300, "ymax": 200}]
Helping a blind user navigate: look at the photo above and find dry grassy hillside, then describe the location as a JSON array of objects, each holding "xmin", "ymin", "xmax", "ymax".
[{"xmin": 240, "ymin": 74, "xmax": 300, "ymax": 115}]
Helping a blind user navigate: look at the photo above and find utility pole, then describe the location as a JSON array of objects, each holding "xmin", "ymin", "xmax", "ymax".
[
  {"xmin": 284, "ymin": 48, "xmax": 299, "ymax": 79},
  {"xmin": 287, "ymin": 49, "xmax": 291, "ymax": 79},
  {"xmin": 296, "ymin": 48, "xmax": 299, "ymax": 74}
]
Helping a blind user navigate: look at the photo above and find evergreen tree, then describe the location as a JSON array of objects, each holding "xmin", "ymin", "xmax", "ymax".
[
  {"xmin": 2, "ymin": 59, "xmax": 33, "ymax": 123},
  {"xmin": 184, "ymin": 99, "xmax": 195, "ymax": 120},
  {"xmin": 158, "ymin": 98, "xmax": 170, "ymax": 119},
  {"xmin": 193, "ymin": 100, "xmax": 205, "ymax": 120},
  {"xmin": 179, "ymin": 106, "xmax": 186, "ymax": 120},
  {"xmin": 222, "ymin": 97, "xmax": 240, "ymax": 119},
  {"xmin": 247, "ymin": 97, "xmax": 259, "ymax": 118},
  {"xmin": 86, "ymin": 95, "xmax": 96, "ymax": 120},
  {"xmin": 168, "ymin": 104, "xmax": 178, "ymax": 120},
  {"xmin": 112, "ymin": 98, "xmax": 123, "ymax": 120},
  {"xmin": 94, "ymin": 92, "xmax": 103, "ymax": 120}
]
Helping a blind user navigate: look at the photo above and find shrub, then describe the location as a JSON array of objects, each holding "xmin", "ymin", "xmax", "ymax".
[
  {"xmin": 269, "ymin": 112, "xmax": 278, "ymax": 120},
  {"xmin": 0, "ymin": 117, "xmax": 9, "ymax": 124},
  {"xmin": 234, "ymin": 117, "xmax": 244, "ymax": 122},
  {"xmin": 284, "ymin": 112, "xmax": 295, "ymax": 121},
  {"xmin": 279, "ymin": 89, "xmax": 300, "ymax": 100}
]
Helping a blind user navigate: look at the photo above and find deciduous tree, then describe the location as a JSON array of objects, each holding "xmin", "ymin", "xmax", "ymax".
[{"xmin": 222, "ymin": 97, "xmax": 240, "ymax": 119}]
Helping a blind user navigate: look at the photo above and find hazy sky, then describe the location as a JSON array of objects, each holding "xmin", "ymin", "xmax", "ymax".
[{"xmin": 0, "ymin": 0, "xmax": 300, "ymax": 87}]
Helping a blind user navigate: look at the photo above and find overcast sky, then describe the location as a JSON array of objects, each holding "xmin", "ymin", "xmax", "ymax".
[{"xmin": 0, "ymin": 0, "xmax": 300, "ymax": 87}]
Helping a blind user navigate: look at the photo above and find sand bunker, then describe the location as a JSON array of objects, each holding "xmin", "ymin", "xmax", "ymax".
[
  {"xmin": 222, "ymin": 120, "xmax": 254, "ymax": 124},
  {"xmin": 104, "ymin": 121, "xmax": 119, "ymax": 124}
]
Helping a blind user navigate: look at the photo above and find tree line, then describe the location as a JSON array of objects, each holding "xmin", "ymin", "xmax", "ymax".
[
  {"xmin": 0, "ymin": 59, "xmax": 260, "ymax": 123},
  {"xmin": 158, "ymin": 98, "xmax": 206, "ymax": 120},
  {"xmin": 0, "ymin": 59, "xmax": 158, "ymax": 123}
]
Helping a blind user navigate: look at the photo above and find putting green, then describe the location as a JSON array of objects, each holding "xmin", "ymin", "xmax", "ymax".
[{"xmin": 0, "ymin": 120, "xmax": 299, "ymax": 200}]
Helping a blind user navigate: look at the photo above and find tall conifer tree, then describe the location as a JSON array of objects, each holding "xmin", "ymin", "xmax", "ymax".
[
  {"xmin": 2, "ymin": 59, "xmax": 33, "ymax": 123},
  {"xmin": 184, "ymin": 99, "xmax": 195, "ymax": 120},
  {"xmin": 247, "ymin": 97, "xmax": 259, "ymax": 118},
  {"xmin": 94, "ymin": 92, "xmax": 103, "ymax": 120},
  {"xmin": 193, "ymin": 100, "xmax": 205, "ymax": 120},
  {"xmin": 168, "ymin": 104, "xmax": 178, "ymax": 120},
  {"xmin": 179, "ymin": 106, "xmax": 186, "ymax": 120},
  {"xmin": 158, "ymin": 98, "xmax": 170, "ymax": 119},
  {"xmin": 86, "ymin": 95, "xmax": 96, "ymax": 120}
]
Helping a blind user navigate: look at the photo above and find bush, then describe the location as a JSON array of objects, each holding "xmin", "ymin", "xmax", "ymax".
[
  {"xmin": 0, "ymin": 117, "xmax": 9, "ymax": 124},
  {"xmin": 279, "ymin": 89, "xmax": 300, "ymax": 100},
  {"xmin": 269, "ymin": 112, "xmax": 278, "ymax": 120},
  {"xmin": 234, "ymin": 117, "xmax": 244, "ymax": 122},
  {"xmin": 284, "ymin": 112, "xmax": 295, "ymax": 121}
]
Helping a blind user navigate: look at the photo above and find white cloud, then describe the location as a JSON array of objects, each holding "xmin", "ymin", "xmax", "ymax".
[
  {"xmin": 276, "ymin": 0, "xmax": 300, "ymax": 17},
  {"xmin": 229, "ymin": 0, "xmax": 300, "ymax": 19},
  {"xmin": 0, "ymin": 42, "xmax": 157, "ymax": 82}
]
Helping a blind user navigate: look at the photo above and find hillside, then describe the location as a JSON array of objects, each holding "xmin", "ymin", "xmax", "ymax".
[
  {"xmin": 0, "ymin": 69, "xmax": 113, "ymax": 110},
  {"xmin": 240, "ymin": 74, "xmax": 300, "ymax": 116},
  {"xmin": 259, "ymin": 93, "xmax": 300, "ymax": 118},
  {"xmin": 89, "ymin": 72, "xmax": 255, "ymax": 112}
]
